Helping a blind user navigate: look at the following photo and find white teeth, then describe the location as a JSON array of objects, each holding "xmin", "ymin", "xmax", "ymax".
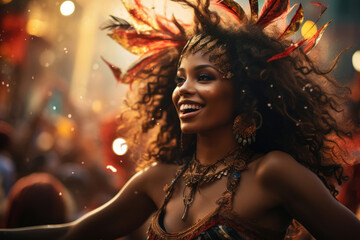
[{"xmin": 180, "ymin": 104, "xmax": 202, "ymax": 111}]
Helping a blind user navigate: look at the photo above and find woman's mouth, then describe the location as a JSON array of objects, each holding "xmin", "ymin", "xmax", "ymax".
[{"xmin": 179, "ymin": 104, "xmax": 203, "ymax": 119}]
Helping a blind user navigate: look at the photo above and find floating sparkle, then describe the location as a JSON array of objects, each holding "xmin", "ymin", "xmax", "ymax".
[{"xmin": 106, "ymin": 165, "xmax": 118, "ymax": 173}]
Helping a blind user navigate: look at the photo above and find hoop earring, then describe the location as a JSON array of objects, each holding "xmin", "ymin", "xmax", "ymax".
[{"xmin": 233, "ymin": 111, "xmax": 262, "ymax": 146}]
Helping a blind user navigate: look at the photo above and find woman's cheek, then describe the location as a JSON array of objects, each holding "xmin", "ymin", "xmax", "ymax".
[{"xmin": 172, "ymin": 88, "xmax": 180, "ymax": 111}]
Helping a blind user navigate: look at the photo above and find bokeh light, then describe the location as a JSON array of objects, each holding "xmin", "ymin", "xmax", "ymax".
[
  {"xmin": 301, "ymin": 20, "xmax": 317, "ymax": 39},
  {"xmin": 1, "ymin": 0, "xmax": 13, "ymax": 4},
  {"xmin": 39, "ymin": 49, "xmax": 55, "ymax": 67},
  {"xmin": 352, "ymin": 50, "xmax": 360, "ymax": 72},
  {"xmin": 55, "ymin": 116, "xmax": 76, "ymax": 138},
  {"xmin": 92, "ymin": 100, "xmax": 103, "ymax": 113},
  {"xmin": 60, "ymin": 1, "xmax": 75, "ymax": 16},
  {"xmin": 112, "ymin": 138, "xmax": 128, "ymax": 156},
  {"xmin": 26, "ymin": 19, "xmax": 47, "ymax": 37},
  {"xmin": 36, "ymin": 131, "xmax": 54, "ymax": 151}
]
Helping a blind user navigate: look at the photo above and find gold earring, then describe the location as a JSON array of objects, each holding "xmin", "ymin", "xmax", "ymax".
[{"xmin": 232, "ymin": 112, "xmax": 262, "ymax": 146}]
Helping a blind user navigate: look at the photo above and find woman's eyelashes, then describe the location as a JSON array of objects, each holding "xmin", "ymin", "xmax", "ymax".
[
  {"xmin": 175, "ymin": 73, "xmax": 216, "ymax": 86},
  {"xmin": 198, "ymin": 73, "xmax": 216, "ymax": 81},
  {"xmin": 175, "ymin": 76, "xmax": 186, "ymax": 86}
]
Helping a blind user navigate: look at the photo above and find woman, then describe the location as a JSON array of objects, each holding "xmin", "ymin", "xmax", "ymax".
[{"xmin": 1, "ymin": 0, "xmax": 360, "ymax": 239}]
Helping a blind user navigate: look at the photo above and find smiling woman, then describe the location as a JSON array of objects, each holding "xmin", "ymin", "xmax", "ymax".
[
  {"xmin": 173, "ymin": 51, "xmax": 235, "ymax": 135},
  {"xmin": 1, "ymin": 0, "xmax": 360, "ymax": 239}
]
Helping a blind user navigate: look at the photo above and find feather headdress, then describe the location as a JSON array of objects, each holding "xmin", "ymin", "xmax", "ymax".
[{"xmin": 103, "ymin": 0, "xmax": 330, "ymax": 85}]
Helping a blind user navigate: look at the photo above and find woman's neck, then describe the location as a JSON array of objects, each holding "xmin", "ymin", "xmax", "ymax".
[{"xmin": 195, "ymin": 126, "xmax": 238, "ymax": 165}]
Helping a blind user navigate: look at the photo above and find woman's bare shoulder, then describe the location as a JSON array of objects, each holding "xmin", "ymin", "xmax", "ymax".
[
  {"xmin": 132, "ymin": 162, "xmax": 182, "ymax": 204},
  {"xmin": 250, "ymin": 150, "xmax": 332, "ymax": 203},
  {"xmin": 249, "ymin": 151, "xmax": 316, "ymax": 197},
  {"xmin": 252, "ymin": 150, "xmax": 304, "ymax": 181},
  {"xmin": 138, "ymin": 162, "xmax": 181, "ymax": 181}
]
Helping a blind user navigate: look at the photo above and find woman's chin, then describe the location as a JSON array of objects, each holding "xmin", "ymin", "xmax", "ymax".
[{"xmin": 180, "ymin": 126, "xmax": 197, "ymax": 135}]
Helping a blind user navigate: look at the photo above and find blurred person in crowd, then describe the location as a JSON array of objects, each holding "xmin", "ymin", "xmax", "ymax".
[
  {"xmin": 0, "ymin": 121, "xmax": 15, "ymax": 196},
  {"xmin": 2, "ymin": 172, "xmax": 73, "ymax": 228},
  {"xmin": 0, "ymin": 121, "xmax": 16, "ymax": 224}
]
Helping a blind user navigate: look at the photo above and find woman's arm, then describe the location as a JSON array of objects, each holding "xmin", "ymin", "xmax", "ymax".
[
  {"xmin": 0, "ymin": 224, "xmax": 72, "ymax": 240},
  {"xmin": 257, "ymin": 151, "xmax": 360, "ymax": 240},
  {"xmin": 0, "ymin": 166, "xmax": 160, "ymax": 240}
]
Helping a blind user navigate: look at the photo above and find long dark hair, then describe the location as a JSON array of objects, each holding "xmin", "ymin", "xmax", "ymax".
[{"xmin": 120, "ymin": 0, "xmax": 351, "ymax": 196}]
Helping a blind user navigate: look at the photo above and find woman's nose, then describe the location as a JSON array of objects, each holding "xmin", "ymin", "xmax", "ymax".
[{"xmin": 178, "ymin": 78, "xmax": 196, "ymax": 96}]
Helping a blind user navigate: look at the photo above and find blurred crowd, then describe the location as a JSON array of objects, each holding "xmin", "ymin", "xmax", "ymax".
[
  {"xmin": 0, "ymin": 0, "xmax": 136, "ymax": 236},
  {"xmin": 0, "ymin": 1, "xmax": 359, "ymax": 239}
]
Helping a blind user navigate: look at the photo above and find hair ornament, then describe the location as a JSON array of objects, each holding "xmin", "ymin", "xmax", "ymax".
[
  {"xmin": 101, "ymin": 0, "xmax": 188, "ymax": 87},
  {"xmin": 102, "ymin": 0, "xmax": 332, "ymax": 85}
]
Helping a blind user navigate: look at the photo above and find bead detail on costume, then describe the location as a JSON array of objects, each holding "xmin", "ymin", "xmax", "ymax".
[{"xmin": 181, "ymin": 148, "xmax": 253, "ymax": 221}]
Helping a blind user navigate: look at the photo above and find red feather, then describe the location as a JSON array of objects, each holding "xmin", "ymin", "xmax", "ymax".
[
  {"xmin": 267, "ymin": 38, "xmax": 307, "ymax": 62},
  {"xmin": 123, "ymin": 49, "xmax": 169, "ymax": 87},
  {"xmin": 130, "ymin": 0, "xmax": 158, "ymax": 30},
  {"xmin": 257, "ymin": 0, "xmax": 290, "ymax": 27},
  {"xmin": 109, "ymin": 29, "xmax": 185, "ymax": 55},
  {"xmin": 101, "ymin": 57, "xmax": 123, "ymax": 84},
  {"xmin": 311, "ymin": 1, "xmax": 327, "ymax": 15},
  {"xmin": 155, "ymin": 14, "xmax": 182, "ymax": 36},
  {"xmin": 211, "ymin": 0, "xmax": 247, "ymax": 23},
  {"xmin": 249, "ymin": 0, "xmax": 259, "ymax": 22},
  {"xmin": 278, "ymin": 3, "xmax": 304, "ymax": 39},
  {"xmin": 303, "ymin": 20, "xmax": 332, "ymax": 53}
]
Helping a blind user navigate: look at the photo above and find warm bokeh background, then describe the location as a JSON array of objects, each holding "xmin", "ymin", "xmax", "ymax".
[{"xmin": 0, "ymin": 0, "xmax": 359, "ymax": 233}]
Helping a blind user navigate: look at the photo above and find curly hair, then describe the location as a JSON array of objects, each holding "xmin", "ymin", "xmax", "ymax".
[{"xmin": 119, "ymin": 0, "xmax": 351, "ymax": 196}]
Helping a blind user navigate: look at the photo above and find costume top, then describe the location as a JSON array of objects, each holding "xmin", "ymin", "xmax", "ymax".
[{"xmin": 147, "ymin": 162, "xmax": 287, "ymax": 240}]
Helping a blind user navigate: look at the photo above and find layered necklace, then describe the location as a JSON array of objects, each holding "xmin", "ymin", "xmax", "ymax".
[{"xmin": 181, "ymin": 147, "xmax": 253, "ymax": 221}]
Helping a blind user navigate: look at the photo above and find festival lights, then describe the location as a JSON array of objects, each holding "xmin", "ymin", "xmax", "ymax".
[
  {"xmin": 60, "ymin": 1, "xmax": 75, "ymax": 16},
  {"xmin": 352, "ymin": 50, "xmax": 360, "ymax": 72},
  {"xmin": 301, "ymin": 20, "xmax": 317, "ymax": 39},
  {"xmin": 112, "ymin": 138, "xmax": 128, "ymax": 156}
]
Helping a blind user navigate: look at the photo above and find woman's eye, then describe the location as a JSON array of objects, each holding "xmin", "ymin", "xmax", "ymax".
[
  {"xmin": 175, "ymin": 76, "xmax": 186, "ymax": 85},
  {"xmin": 198, "ymin": 74, "xmax": 215, "ymax": 81}
]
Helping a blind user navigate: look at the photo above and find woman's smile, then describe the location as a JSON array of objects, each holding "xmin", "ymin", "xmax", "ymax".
[
  {"xmin": 172, "ymin": 51, "xmax": 235, "ymax": 134},
  {"xmin": 178, "ymin": 100, "xmax": 204, "ymax": 120}
]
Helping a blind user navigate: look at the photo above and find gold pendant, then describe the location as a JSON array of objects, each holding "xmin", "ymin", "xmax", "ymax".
[{"xmin": 182, "ymin": 187, "xmax": 195, "ymax": 221}]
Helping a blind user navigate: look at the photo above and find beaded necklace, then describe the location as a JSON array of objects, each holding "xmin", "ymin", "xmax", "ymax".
[{"xmin": 181, "ymin": 147, "xmax": 253, "ymax": 221}]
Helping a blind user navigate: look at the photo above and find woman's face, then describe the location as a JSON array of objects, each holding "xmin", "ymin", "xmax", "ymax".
[{"xmin": 172, "ymin": 51, "xmax": 235, "ymax": 134}]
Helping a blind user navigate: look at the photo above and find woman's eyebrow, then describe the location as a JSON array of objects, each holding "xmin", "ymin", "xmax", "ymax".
[{"xmin": 177, "ymin": 64, "xmax": 222, "ymax": 73}]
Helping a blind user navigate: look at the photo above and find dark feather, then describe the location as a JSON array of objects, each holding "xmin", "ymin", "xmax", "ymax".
[{"xmin": 100, "ymin": 15, "xmax": 132, "ymax": 30}]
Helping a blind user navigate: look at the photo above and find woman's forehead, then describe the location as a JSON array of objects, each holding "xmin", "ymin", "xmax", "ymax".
[
  {"xmin": 178, "ymin": 35, "xmax": 232, "ymax": 77},
  {"xmin": 178, "ymin": 51, "xmax": 213, "ymax": 69}
]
